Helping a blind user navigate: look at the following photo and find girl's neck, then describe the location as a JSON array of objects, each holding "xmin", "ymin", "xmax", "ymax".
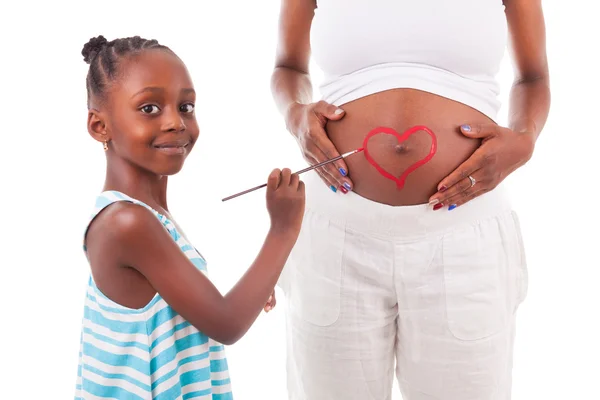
[{"xmin": 103, "ymin": 156, "xmax": 170, "ymax": 213}]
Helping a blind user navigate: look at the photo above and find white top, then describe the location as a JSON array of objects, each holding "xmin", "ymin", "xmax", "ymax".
[{"xmin": 310, "ymin": 0, "xmax": 508, "ymax": 121}]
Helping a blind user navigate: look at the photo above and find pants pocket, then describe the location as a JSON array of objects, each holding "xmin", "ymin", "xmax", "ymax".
[
  {"xmin": 285, "ymin": 209, "xmax": 346, "ymax": 326},
  {"xmin": 442, "ymin": 213, "xmax": 521, "ymax": 341},
  {"xmin": 511, "ymin": 210, "xmax": 529, "ymax": 310}
]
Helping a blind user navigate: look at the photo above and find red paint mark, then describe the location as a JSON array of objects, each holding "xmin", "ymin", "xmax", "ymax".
[{"xmin": 362, "ymin": 126, "xmax": 437, "ymax": 189}]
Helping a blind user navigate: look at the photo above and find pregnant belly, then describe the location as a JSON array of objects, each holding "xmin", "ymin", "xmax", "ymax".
[{"xmin": 326, "ymin": 88, "xmax": 495, "ymax": 206}]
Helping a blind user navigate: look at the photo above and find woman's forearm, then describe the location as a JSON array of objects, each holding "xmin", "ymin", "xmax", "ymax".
[
  {"xmin": 271, "ymin": 66, "xmax": 313, "ymax": 120},
  {"xmin": 508, "ymin": 76, "xmax": 551, "ymax": 140}
]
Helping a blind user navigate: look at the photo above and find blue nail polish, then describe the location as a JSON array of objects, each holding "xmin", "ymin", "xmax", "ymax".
[
  {"xmin": 330, "ymin": 185, "xmax": 337, "ymax": 193},
  {"xmin": 461, "ymin": 124, "xmax": 472, "ymax": 132},
  {"xmin": 339, "ymin": 168, "xmax": 347, "ymax": 177},
  {"xmin": 448, "ymin": 204, "xmax": 457, "ymax": 211},
  {"xmin": 343, "ymin": 182, "xmax": 352, "ymax": 191}
]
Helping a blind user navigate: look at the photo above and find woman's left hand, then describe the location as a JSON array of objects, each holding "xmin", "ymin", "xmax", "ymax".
[
  {"xmin": 429, "ymin": 123, "xmax": 536, "ymax": 210},
  {"xmin": 264, "ymin": 290, "xmax": 276, "ymax": 313}
]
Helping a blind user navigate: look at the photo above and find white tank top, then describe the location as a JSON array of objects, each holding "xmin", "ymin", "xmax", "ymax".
[{"xmin": 310, "ymin": 0, "xmax": 508, "ymax": 121}]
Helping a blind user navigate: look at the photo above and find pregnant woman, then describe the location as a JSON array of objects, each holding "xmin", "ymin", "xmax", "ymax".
[{"xmin": 270, "ymin": 0, "xmax": 550, "ymax": 399}]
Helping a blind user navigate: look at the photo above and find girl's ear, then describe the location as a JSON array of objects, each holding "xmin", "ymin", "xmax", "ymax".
[{"xmin": 87, "ymin": 109, "xmax": 110, "ymax": 145}]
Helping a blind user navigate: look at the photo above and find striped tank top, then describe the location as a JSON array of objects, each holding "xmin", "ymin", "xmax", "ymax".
[{"xmin": 75, "ymin": 191, "xmax": 233, "ymax": 400}]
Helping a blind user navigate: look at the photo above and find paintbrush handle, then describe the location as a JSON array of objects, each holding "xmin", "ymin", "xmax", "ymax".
[
  {"xmin": 221, "ymin": 182, "xmax": 269, "ymax": 202},
  {"xmin": 221, "ymin": 148, "xmax": 363, "ymax": 202}
]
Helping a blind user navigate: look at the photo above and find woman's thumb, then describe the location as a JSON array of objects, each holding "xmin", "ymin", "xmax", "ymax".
[
  {"xmin": 330, "ymin": 107, "xmax": 345, "ymax": 119},
  {"xmin": 320, "ymin": 102, "xmax": 345, "ymax": 120}
]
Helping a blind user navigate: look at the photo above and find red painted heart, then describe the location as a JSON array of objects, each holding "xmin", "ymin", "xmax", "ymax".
[{"xmin": 363, "ymin": 125, "xmax": 437, "ymax": 189}]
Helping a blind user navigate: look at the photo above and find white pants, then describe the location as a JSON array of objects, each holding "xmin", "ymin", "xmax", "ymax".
[{"xmin": 278, "ymin": 174, "xmax": 528, "ymax": 400}]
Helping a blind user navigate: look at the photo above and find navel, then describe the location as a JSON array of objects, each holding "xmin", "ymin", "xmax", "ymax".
[{"xmin": 394, "ymin": 143, "xmax": 409, "ymax": 154}]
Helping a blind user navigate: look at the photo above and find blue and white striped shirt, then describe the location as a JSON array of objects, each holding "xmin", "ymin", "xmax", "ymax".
[{"xmin": 75, "ymin": 191, "xmax": 233, "ymax": 400}]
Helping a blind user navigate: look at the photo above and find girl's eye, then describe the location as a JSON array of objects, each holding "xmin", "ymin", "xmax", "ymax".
[
  {"xmin": 141, "ymin": 105, "xmax": 160, "ymax": 114},
  {"xmin": 180, "ymin": 103, "xmax": 195, "ymax": 113}
]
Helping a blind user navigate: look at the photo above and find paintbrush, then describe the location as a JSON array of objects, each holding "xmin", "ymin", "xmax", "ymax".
[{"xmin": 222, "ymin": 148, "xmax": 364, "ymax": 202}]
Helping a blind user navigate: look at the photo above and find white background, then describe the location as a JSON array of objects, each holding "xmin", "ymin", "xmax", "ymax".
[{"xmin": 1, "ymin": 1, "xmax": 599, "ymax": 399}]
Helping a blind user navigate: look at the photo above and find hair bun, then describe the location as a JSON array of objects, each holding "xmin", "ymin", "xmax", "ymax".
[{"xmin": 82, "ymin": 35, "xmax": 109, "ymax": 64}]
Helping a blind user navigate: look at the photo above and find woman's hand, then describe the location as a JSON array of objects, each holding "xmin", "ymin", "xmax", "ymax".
[
  {"xmin": 429, "ymin": 124, "xmax": 535, "ymax": 210},
  {"xmin": 286, "ymin": 101, "xmax": 354, "ymax": 193}
]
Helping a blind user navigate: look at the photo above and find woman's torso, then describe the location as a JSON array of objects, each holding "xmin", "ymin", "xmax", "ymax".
[
  {"xmin": 76, "ymin": 191, "xmax": 232, "ymax": 400},
  {"xmin": 310, "ymin": 0, "xmax": 508, "ymax": 205}
]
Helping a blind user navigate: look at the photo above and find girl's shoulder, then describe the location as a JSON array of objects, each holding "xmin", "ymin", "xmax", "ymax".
[
  {"xmin": 91, "ymin": 190, "xmax": 157, "ymax": 218},
  {"xmin": 83, "ymin": 190, "xmax": 171, "ymax": 252}
]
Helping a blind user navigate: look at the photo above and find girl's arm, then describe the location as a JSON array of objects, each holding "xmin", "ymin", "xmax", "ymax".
[{"xmin": 87, "ymin": 170, "xmax": 304, "ymax": 345}]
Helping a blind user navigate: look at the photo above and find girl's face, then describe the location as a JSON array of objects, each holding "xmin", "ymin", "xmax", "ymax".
[{"xmin": 97, "ymin": 49, "xmax": 199, "ymax": 176}]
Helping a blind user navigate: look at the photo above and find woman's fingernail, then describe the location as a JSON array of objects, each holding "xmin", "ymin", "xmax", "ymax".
[
  {"xmin": 439, "ymin": 185, "xmax": 447, "ymax": 192},
  {"xmin": 433, "ymin": 203, "xmax": 443, "ymax": 211},
  {"xmin": 339, "ymin": 167, "xmax": 347, "ymax": 176},
  {"xmin": 334, "ymin": 108, "xmax": 344, "ymax": 115},
  {"xmin": 448, "ymin": 204, "xmax": 457, "ymax": 211},
  {"xmin": 339, "ymin": 186, "xmax": 348, "ymax": 194},
  {"xmin": 428, "ymin": 198, "xmax": 439, "ymax": 206},
  {"xmin": 330, "ymin": 185, "xmax": 337, "ymax": 193},
  {"xmin": 461, "ymin": 124, "xmax": 472, "ymax": 132},
  {"xmin": 343, "ymin": 182, "xmax": 352, "ymax": 191}
]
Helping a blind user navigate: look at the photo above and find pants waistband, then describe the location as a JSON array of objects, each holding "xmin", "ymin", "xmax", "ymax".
[{"xmin": 303, "ymin": 173, "xmax": 513, "ymax": 239}]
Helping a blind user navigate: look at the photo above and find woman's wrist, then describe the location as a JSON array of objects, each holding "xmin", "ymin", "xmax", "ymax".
[
  {"xmin": 284, "ymin": 101, "xmax": 302, "ymax": 123},
  {"xmin": 510, "ymin": 118, "xmax": 538, "ymax": 161},
  {"xmin": 510, "ymin": 117, "xmax": 537, "ymax": 136},
  {"xmin": 517, "ymin": 131, "xmax": 536, "ymax": 164},
  {"xmin": 284, "ymin": 102, "xmax": 304, "ymax": 136}
]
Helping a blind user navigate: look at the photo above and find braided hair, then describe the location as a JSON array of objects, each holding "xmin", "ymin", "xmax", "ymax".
[{"xmin": 81, "ymin": 35, "xmax": 171, "ymax": 107}]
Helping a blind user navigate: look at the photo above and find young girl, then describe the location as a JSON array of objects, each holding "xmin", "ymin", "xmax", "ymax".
[{"xmin": 75, "ymin": 35, "xmax": 305, "ymax": 400}]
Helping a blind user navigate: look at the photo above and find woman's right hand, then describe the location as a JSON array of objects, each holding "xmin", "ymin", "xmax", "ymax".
[
  {"xmin": 285, "ymin": 101, "xmax": 354, "ymax": 193},
  {"xmin": 266, "ymin": 168, "xmax": 306, "ymax": 238}
]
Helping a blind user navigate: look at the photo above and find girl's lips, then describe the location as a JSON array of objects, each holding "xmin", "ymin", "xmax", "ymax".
[
  {"xmin": 153, "ymin": 140, "xmax": 190, "ymax": 148},
  {"xmin": 153, "ymin": 142, "xmax": 189, "ymax": 155}
]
